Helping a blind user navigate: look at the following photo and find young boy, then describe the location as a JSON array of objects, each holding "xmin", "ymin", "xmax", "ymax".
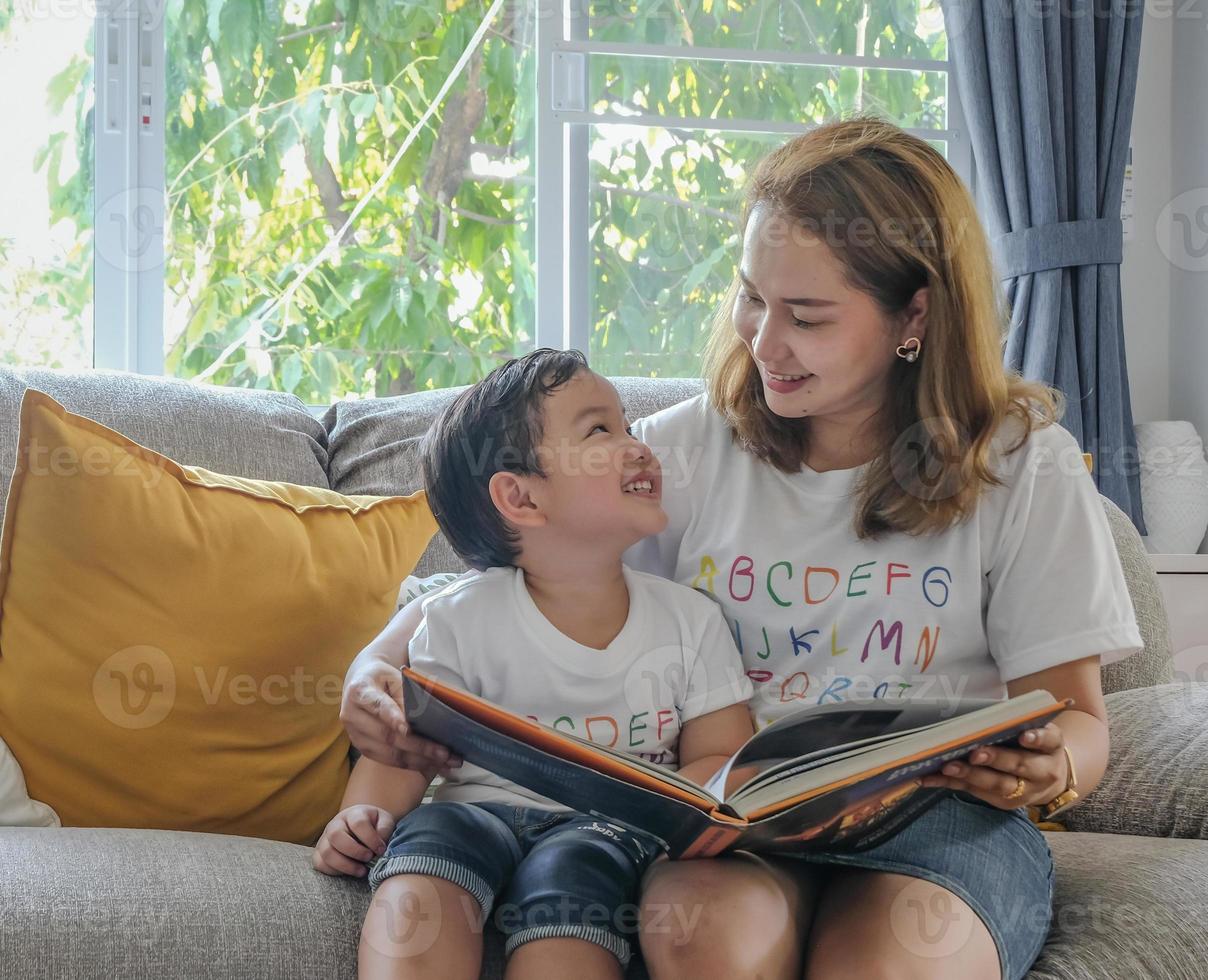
[{"xmin": 312, "ymin": 349, "xmax": 754, "ymax": 980}]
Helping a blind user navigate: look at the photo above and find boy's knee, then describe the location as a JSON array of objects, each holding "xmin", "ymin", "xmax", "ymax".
[{"xmin": 363, "ymin": 874, "xmax": 483, "ymax": 962}]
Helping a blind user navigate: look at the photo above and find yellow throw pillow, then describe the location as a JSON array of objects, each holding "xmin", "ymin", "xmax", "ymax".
[{"xmin": 0, "ymin": 389, "xmax": 437, "ymax": 845}]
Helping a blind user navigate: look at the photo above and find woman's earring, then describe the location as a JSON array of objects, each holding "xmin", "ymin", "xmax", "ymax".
[{"xmin": 896, "ymin": 337, "xmax": 921, "ymax": 363}]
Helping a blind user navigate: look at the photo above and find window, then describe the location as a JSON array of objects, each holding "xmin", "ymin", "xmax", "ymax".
[
  {"xmin": 161, "ymin": 0, "xmax": 536, "ymax": 402},
  {"xmin": 0, "ymin": 2, "xmax": 94, "ymax": 371},
  {"xmin": 2, "ymin": 1, "xmax": 962, "ymax": 400},
  {"xmin": 560, "ymin": 0, "xmax": 965, "ymax": 377}
]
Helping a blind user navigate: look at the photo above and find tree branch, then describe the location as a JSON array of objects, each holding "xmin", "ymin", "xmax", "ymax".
[
  {"xmin": 304, "ymin": 135, "xmax": 358, "ymax": 246},
  {"xmin": 450, "ymin": 205, "xmax": 518, "ymax": 226},
  {"xmin": 276, "ymin": 21, "xmax": 344, "ymax": 44},
  {"xmin": 593, "ymin": 180, "xmax": 738, "ymax": 222}
]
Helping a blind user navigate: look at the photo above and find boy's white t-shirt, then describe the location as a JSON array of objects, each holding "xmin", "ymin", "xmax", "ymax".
[
  {"xmin": 408, "ymin": 564, "xmax": 753, "ymax": 810},
  {"xmin": 625, "ymin": 393, "xmax": 1144, "ymax": 731}
]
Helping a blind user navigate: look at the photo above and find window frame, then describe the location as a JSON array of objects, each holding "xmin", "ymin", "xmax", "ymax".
[
  {"xmin": 93, "ymin": 0, "xmax": 165, "ymax": 374},
  {"xmin": 93, "ymin": 1, "xmax": 969, "ymax": 382},
  {"xmin": 535, "ymin": 4, "xmax": 972, "ymax": 373}
]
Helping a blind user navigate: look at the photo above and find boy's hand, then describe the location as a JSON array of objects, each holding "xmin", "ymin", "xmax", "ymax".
[{"xmin": 312, "ymin": 804, "xmax": 396, "ymax": 878}]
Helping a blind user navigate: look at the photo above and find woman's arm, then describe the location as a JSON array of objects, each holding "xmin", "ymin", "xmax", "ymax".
[
  {"xmin": 340, "ymin": 572, "xmax": 477, "ymax": 770},
  {"xmin": 1005, "ymin": 655, "xmax": 1109, "ymax": 798},
  {"xmin": 921, "ymin": 655, "xmax": 1107, "ymax": 809}
]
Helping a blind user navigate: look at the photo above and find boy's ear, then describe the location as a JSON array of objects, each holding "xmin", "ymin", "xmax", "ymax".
[{"xmin": 488, "ymin": 471, "xmax": 547, "ymax": 528}]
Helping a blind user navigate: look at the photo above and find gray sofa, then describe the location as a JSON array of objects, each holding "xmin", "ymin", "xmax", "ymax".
[{"xmin": 1, "ymin": 365, "xmax": 1206, "ymax": 980}]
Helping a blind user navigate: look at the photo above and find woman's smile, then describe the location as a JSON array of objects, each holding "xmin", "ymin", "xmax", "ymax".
[{"xmin": 764, "ymin": 370, "xmax": 814, "ymax": 394}]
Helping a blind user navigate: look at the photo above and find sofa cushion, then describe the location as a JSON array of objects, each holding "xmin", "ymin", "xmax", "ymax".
[
  {"xmin": 0, "ymin": 827, "xmax": 374, "ymax": 980},
  {"xmin": 1098, "ymin": 498, "xmax": 1175, "ymax": 694},
  {"xmin": 323, "ymin": 377, "xmax": 705, "ymax": 576},
  {"xmin": 1, "ymin": 827, "xmax": 1203, "ymax": 980},
  {"xmin": 0, "ymin": 390, "xmax": 437, "ymax": 845},
  {"xmin": 0, "ymin": 366, "xmax": 330, "ymax": 535},
  {"xmin": 1028, "ymin": 832, "xmax": 1208, "ymax": 979},
  {"xmin": 1059, "ymin": 682, "xmax": 1208, "ymax": 840}
]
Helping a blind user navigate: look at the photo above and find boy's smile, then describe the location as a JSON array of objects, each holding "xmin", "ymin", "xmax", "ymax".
[{"xmin": 526, "ymin": 370, "xmax": 667, "ymax": 547}]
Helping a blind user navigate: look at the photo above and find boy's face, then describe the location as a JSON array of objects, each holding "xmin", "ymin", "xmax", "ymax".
[{"xmin": 528, "ymin": 370, "xmax": 667, "ymax": 546}]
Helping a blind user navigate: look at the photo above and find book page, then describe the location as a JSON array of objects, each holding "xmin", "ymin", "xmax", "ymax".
[
  {"xmin": 710, "ymin": 696, "xmax": 1004, "ymax": 801},
  {"xmin": 730, "ymin": 691, "xmax": 1061, "ymax": 817}
]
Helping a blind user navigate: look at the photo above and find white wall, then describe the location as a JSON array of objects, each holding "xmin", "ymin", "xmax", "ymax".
[
  {"xmin": 1120, "ymin": 5, "xmax": 1174, "ymax": 426},
  {"xmin": 1169, "ymin": 8, "xmax": 1208, "ymax": 447}
]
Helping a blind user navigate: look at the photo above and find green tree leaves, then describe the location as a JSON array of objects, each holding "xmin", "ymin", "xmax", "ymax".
[{"xmin": 19, "ymin": 0, "xmax": 945, "ymax": 397}]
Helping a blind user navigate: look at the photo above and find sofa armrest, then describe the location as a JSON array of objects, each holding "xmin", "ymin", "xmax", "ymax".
[{"xmin": 1059, "ymin": 682, "xmax": 1208, "ymax": 838}]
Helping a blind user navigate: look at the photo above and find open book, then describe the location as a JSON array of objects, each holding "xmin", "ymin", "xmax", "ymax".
[{"xmin": 401, "ymin": 668, "xmax": 1072, "ymax": 859}]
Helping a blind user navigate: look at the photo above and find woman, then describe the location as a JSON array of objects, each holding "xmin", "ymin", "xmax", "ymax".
[{"xmin": 341, "ymin": 117, "xmax": 1143, "ymax": 980}]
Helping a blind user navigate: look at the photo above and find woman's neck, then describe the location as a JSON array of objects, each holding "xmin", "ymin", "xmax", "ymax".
[{"xmin": 804, "ymin": 416, "xmax": 883, "ymax": 472}]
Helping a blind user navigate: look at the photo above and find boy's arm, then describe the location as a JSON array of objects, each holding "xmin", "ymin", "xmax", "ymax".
[
  {"xmin": 674, "ymin": 702, "xmax": 755, "ymax": 786},
  {"xmin": 342, "ymin": 753, "xmax": 434, "ymax": 818}
]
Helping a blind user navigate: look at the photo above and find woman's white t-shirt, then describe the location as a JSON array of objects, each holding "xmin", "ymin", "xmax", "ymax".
[{"xmin": 624, "ymin": 393, "xmax": 1144, "ymax": 731}]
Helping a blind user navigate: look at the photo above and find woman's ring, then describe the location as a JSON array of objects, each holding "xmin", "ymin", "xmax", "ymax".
[{"xmin": 1006, "ymin": 777, "xmax": 1027, "ymax": 800}]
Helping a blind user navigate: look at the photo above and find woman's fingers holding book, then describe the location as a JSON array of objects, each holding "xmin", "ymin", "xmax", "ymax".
[
  {"xmin": 341, "ymin": 658, "xmax": 458, "ymax": 771},
  {"xmin": 961, "ymin": 746, "xmax": 1053, "ymax": 782},
  {"xmin": 340, "ymin": 659, "xmax": 410, "ymax": 764},
  {"xmin": 1017, "ymin": 722, "xmax": 1063, "ymax": 751},
  {"xmin": 920, "ymin": 726, "xmax": 1067, "ymax": 808}
]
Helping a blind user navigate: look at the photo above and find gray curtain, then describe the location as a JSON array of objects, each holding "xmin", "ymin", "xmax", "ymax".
[{"xmin": 939, "ymin": 0, "xmax": 1146, "ymax": 533}]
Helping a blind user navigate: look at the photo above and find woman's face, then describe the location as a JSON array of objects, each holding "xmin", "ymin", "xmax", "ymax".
[{"xmin": 733, "ymin": 204, "xmax": 925, "ymax": 427}]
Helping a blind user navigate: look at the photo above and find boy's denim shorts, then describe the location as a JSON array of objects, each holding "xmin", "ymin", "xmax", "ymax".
[
  {"xmin": 368, "ymin": 800, "xmax": 663, "ymax": 966},
  {"xmin": 786, "ymin": 791, "xmax": 1056, "ymax": 980}
]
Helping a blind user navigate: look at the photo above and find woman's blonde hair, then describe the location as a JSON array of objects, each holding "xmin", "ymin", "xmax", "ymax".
[{"xmin": 703, "ymin": 115, "xmax": 1065, "ymax": 539}]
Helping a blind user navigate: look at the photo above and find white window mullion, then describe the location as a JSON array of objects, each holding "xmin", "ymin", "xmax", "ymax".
[
  {"xmin": 564, "ymin": 123, "xmax": 590, "ymax": 358},
  {"xmin": 534, "ymin": 0, "xmax": 566, "ymax": 353},
  {"xmin": 92, "ymin": 0, "xmax": 163, "ymax": 375},
  {"xmin": 92, "ymin": 1, "xmax": 137, "ymax": 371},
  {"xmin": 563, "ymin": 8, "xmax": 590, "ymax": 358},
  {"xmin": 135, "ymin": 0, "xmax": 165, "ymax": 376}
]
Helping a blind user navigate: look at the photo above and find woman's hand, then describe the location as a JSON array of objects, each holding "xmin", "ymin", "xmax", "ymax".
[
  {"xmin": 919, "ymin": 722, "xmax": 1069, "ymax": 810},
  {"xmin": 312, "ymin": 804, "xmax": 396, "ymax": 877},
  {"xmin": 340, "ymin": 589, "xmax": 464, "ymax": 772},
  {"xmin": 341, "ymin": 653, "xmax": 461, "ymax": 774}
]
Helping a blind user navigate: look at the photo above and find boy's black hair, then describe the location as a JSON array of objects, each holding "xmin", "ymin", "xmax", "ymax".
[{"xmin": 419, "ymin": 348, "xmax": 590, "ymax": 570}]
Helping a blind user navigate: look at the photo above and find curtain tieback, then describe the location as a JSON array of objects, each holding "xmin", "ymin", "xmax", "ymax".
[{"xmin": 993, "ymin": 217, "xmax": 1124, "ymax": 279}]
